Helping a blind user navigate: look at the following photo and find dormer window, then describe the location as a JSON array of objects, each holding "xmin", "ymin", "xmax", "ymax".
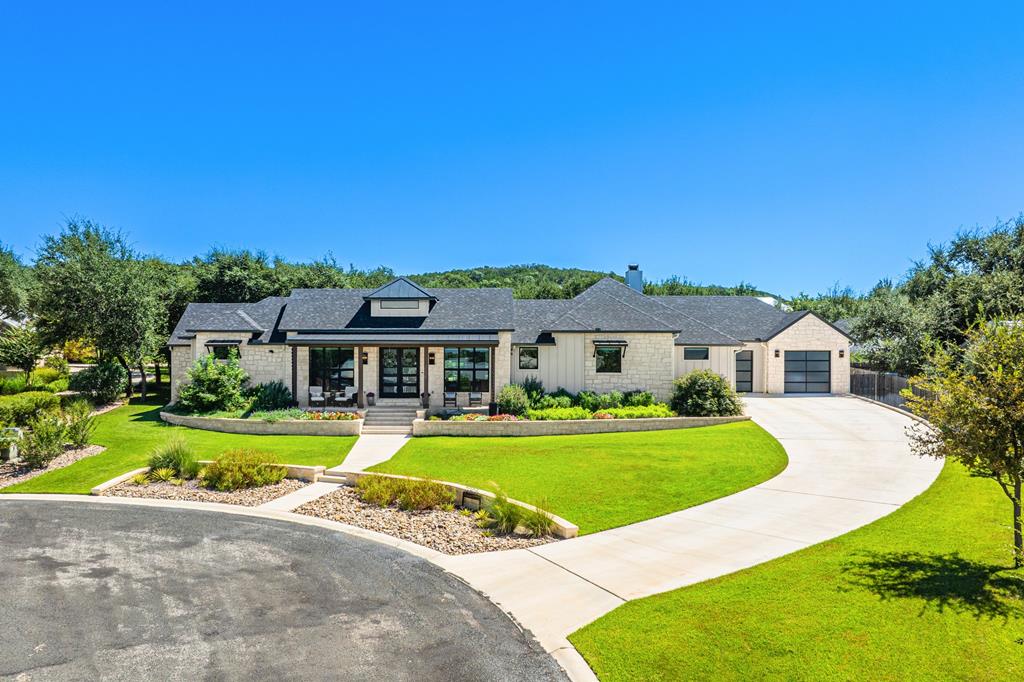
[
  {"xmin": 380, "ymin": 299, "xmax": 421, "ymax": 310},
  {"xmin": 365, "ymin": 276, "xmax": 436, "ymax": 318}
]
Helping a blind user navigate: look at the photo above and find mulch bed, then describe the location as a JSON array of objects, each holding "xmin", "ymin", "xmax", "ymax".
[
  {"xmin": 0, "ymin": 445, "xmax": 106, "ymax": 489},
  {"xmin": 104, "ymin": 478, "xmax": 307, "ymax": 506},
  {"xmin": 295, "ymin": 486, "xmax": 555, "ymax": 555}
]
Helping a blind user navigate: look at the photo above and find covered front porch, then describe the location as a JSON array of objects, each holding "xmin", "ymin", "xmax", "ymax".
[{"xmin": 286, "ymin": 334, "xmax": 501, "ymax": 412}]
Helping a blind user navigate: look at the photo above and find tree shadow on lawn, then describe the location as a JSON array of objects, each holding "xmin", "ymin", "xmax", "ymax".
[{"xmin": 840, "ymin": 550, "xmax": 1024, "ymax": 622}]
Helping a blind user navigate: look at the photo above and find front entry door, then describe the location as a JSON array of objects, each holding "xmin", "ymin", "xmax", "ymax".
[{"xmin": 380, "ymin": 348, "xmax": 419, "ymax": 398}]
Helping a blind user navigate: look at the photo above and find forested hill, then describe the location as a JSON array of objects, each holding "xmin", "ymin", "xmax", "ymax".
[{"xmin": 410, "ymin": 264, "xmax": 773, "ymax": 300}]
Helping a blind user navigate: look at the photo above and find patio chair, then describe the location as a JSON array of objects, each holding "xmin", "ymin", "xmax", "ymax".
[
  {"xmin": 443, "ymin": 392, "xmax": 457, "ymax": 408},
  {"xmin": 468, "ymin": 392, "xmax": 482, "ymax": 407},
  {"xmin": 309, "ymin": 386, "xmax": 325, "ymax": 409},
  {"xmin": 343, "ymin": 386, "xmax": 358, "ymax": 406}
]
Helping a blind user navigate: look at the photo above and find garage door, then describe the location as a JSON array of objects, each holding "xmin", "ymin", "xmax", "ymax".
[{"xmin": 784, "ymin": 351, "xmax": 831, "ymax": 393}]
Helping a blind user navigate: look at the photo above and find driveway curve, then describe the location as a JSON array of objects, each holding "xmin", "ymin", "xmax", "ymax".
[
  {"xmin": 0, "ymin": 500, "xmax": 566, "ymax": 681},
  {"xmin": 435, "ymin": 396, "xmax": 944, "ymax": 660}
]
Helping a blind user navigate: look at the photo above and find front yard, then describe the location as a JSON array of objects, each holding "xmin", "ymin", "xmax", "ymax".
[
  {"xmin": 370, "ymin": 421, "xmax": 787, "ymax": 534},
  {"xmin": 569, "ymin": 460, "xmax": 1024, "ymax": 680},
  {"xmin": 1, "ymin": 396, "xmax": 357, "ymax": 495}
]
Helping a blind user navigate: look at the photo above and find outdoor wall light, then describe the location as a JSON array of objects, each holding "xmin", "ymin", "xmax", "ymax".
[
  {"xmin": 428, "ymin": 352, "xmax": 436, "ymax": 365},
  {"xmin": 839, "ymin": 349, "xmax": 845, "ymax": 358},
  {"xmin": 774, "ymin": 349, "xmax": 780, "ymax": 358},
  {"xmin": 361, "ymin": 352, "xmax": 369, "ymax": 365},
  {"xmin": 461, "ymin": 492, "xmax": 482, "ymax": 511}
]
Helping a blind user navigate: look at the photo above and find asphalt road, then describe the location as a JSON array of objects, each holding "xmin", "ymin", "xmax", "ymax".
[{"xmin": 0, "ymin": 500, "xmax": 566, "ymax": 681}]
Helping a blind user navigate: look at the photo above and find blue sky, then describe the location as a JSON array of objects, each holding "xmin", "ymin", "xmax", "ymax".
[{"xmin": 1, "ymin": 2, "xmax": 1022, "ymax": 297}]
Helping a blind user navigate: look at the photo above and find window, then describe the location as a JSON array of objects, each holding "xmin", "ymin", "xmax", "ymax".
[
  {"xmin": 309, "ymin": 347, "xmax": 355, "ymax": 391},
  {"xmin": 380, "ymin": 299, "xmax": 420, "ymax": 309},
  {"xmin": 208, "ymin": 345, "xmax": 238, "ymax": 361},
  {"xmin": 444, "ymin": 347, "xmax": 490, "ymax": 392},
  {"xmin": 683, "ymin": 347, "xmax": 710, "ymax": 360},
  {"xmin": 595, "ymin": 347, "xmax": 622, "ymax": 373},
  {"xmin": 518, "ymin": 347, "xmax": 539, "ymax": 370}
]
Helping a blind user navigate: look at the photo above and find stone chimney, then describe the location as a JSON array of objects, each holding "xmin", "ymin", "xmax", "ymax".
[{"xmin": 625, "ymin": 264, "xmax": 643, "ymax": 292}]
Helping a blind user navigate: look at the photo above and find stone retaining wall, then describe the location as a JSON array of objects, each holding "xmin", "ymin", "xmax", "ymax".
[
  {"xmin": 340, "ymin": 471, "xmax": 579, "ymax": 539},
  {"xmin": 412, "ymin": 414, "xmax": 749, "ymax": 437},
  {"xmin": 160, "ymin": 411, "xmax": 362, "ymax": 436}
]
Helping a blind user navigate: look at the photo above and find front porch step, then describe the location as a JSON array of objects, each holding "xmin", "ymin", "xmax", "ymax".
[{"xmin": 361, "ymin": 426, "xmax": 412, "ymax": 435}]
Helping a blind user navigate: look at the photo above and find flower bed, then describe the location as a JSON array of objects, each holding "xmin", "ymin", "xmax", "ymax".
[
  {"xmin": 414, "ymin": 414, "xmax": 749, "ymax": 437},
  {"xmin": 0, "ymin": 444, "xmax": 105, "ymax": 489},
  {"xmin": 104, "ymin": 476, "xmax": 306, "ymax": 506},
  {"xmin": 160, "ymin": 410, "xmax": 363, "ymax": 436}
]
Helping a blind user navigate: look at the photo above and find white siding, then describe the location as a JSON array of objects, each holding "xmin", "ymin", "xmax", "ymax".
[
  {"xmin": 674, "ymin": 346, "xmax": 737, "ymax": 385},
  {"xmin": 511, "ymin": 333, "xmax": 585, "ymax": 393}
]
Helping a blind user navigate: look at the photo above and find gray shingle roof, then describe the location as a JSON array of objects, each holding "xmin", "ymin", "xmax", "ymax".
[
  {"xmin": 168, "ymin": 296, "xmax": 288, "ymax": 346},
  {"xmin": 511, "ymin": 300, "xmax": 574, "ymax": 344},
  {"xmin": 279, "ymin": 286, "xmax": 513, "ymax": 332},
  {"xmin": 657, "ymin": 295, "xmax": 790, "ymax": 341}
]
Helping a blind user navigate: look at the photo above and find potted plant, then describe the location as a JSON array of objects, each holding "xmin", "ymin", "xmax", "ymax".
[{"xmin": 0, "ymin": 428, "xmax": 23, "ymax": 463}]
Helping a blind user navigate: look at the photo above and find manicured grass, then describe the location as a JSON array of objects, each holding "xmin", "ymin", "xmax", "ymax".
[
  {"xmin": 370, "ymin": 421, "xmax": 787, "ymax": 534},
  {"xmin": 570, "ymin": 461, "xmax": 1024, "ymax": 680},
  {"xmin": 2, "ymin": 397, "xmax": 356, "ymax": 495}
]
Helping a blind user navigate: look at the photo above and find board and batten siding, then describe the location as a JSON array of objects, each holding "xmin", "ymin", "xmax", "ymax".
[
  {"xmin": 510, "ymin": 333, "xmax": 585, "ymax": 393},
  {"xmin": 672, "ymin": 343, "xmax": 766, "ymax": 393}
]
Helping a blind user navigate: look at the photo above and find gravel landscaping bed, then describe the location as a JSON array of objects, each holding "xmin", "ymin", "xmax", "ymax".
[
  {"xmin": 0, "ymin": 445, "xmax": 106, "ymax": 489},
  {"xmin": 295, "ymin": 486, "xmax": 556, "ymax": 555},
  {"xmin": 104, "ymin": 477, "xmax": 307, "ymax": 506}
]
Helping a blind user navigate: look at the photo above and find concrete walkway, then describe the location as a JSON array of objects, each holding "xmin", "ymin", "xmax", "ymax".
[
  {"xmin": 257, "ymin": 481, "xmax": 341, "ymax": 511},
  {"xmin": 327, "ymin": 433, "xmax": 410, "ymax": 474},
  {"xmin": 434, "ymin": 395, "xmax": 943, "ymax": 661}
]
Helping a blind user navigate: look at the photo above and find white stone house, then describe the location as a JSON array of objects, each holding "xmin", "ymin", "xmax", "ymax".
[{"xmin": 168, "ymin": 266, "xmax": 851, "ymax": 411}]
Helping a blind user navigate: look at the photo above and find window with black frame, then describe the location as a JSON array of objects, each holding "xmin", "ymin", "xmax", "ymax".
[
  {"xmin": 595, "ymin": 346, "xmax": 622, "ymax": 373},
  {"xmin": 518, "ymin": 347, "xmax": 539, "ymax": 370},
  {"xmin": 444, "ymin": 347, "xmax": 490, "ymax": 392},
  {"xmin": 309, "ymin": 347, "xmax": 355, "ymax": 391}
]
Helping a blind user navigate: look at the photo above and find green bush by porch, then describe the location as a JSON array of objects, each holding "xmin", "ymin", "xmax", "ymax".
[
  {"xmin": 370, "ymin": 420, "xmax": 787, "ymax": 534},
  {"xmin": 2, "ymin": 396, "xmax": 357, "ymax": 495}
]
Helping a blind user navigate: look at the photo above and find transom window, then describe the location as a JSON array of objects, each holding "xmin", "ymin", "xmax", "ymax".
[
  {"xmin": 444, "ymin": 347, "xmax": 490, "ymax": 392},
  {"xmin": 595, "ymin": 347, "xmax": 622, "ymax": 373},
  {"xmin": 518, "ymin": 347, "xmax": 539, "ymax": 370},
  {"xmin": 683, "ymin": 347, "xmax": 710, "ymax": 360},
  {"xmin": 309, "ymin": 347, "xmax": 355, "ymax": 391},
  {"xmin": 380, "ymin": 299, "xmax": 420, "ymax": 309}
]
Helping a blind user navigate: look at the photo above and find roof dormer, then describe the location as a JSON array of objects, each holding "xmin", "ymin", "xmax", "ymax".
[{"xmin": 364, "ymin": 277, "xmax": 435, "ymax": 318}]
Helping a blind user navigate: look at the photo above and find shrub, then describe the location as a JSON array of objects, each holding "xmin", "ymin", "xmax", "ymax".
[
  {"xmin": 129, "ymin": 472, "xmax": 149, "ymax": 486},
  {"xmin": 149, "ymin": 467, "xmax": 177, "ymax": 482},
  {"xmin": 671, "ymin": 369, "xmax": 744, "ymax": 417},
  {"xmin": 0, "ymin": 391, "xmax": 60, "ymax": 427},
  {"xmin": 520, "ymin": 376, "xmax": 545, "ymax": 407},
  {"xmin": 597, "ymin": 391, "xmax": 624, "ymax": 409},
  {"xmin": 177, "ymin": 350, "xmax": 249, "ymax": 414},
  {"xmin": 576, "ymin": 391, "xmax": 599, "ymax": 412},
  {"xmin": 21, "ymin": 413, "xmax": 67, "ymax": 468},
  {"xmin": 148, "ymin": 436, "xmax": 200, "ymax": 479},
  {"xmin": 69, "ymin": 361, "xmax": 128, "ymax": 404},
  {"xmin": 202, "ymin": 449, "xmax": 286, "ymax": 491},
  {"xmin": 623, "ymin": 390, "xmax": 655, "ymax": 407},
  {"xmin": 63, "ymin": 398, "xmax": 96, "ymax": 447},
  {"xmin": 522, "ymin": 501, "xmax": 556, "ymax": 538},
  {"xmin": 601, "ymin": 404, "xmax": 675, "ymax": 419},
  {"xmin": 248, "ymin": 407, "xmax": 305, "ymax": 422},
  {"xmin": 30, "ymin": 367, "xmax": 63, "ymax": 386},
  {"xmin": 246, "ymin": 380, "xmax": 293, "ymax": 411},
  {"xmin": 487, "ymin": 490, "xmax": 523, "ymax": 534},
  {"xmin": 43, "ymin": 378, "xmax": 69, "ymax": 393},
  {"xmin": 43, "ymin": 355, "xmax": 70, "ymax": 376},
  {"xmin": 534, "ymin": 394, "xmax": 573, "ymax": 409},
  {"xmin": 496, "ymin": 384, "xmax": 530, "ymax": 417},
  {"xmin": 0, "ymin": 375, "xmax": 28, "ymax": 395},
  {"xmin": 355, "ymin": 475, "xmax": 455, "ymax": 511},
  {"xmin": 526, "ymin": 406, "xmax": 592, "ymax": 421}
]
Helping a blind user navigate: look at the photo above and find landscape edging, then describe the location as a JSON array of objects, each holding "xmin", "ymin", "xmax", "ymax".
[
  {"xmin": 412, "ymin": 414, "xmax": 748, "ymax": 437},
  {"xmin": 160, "ymin": 410, "xmax": 363, "ymax": 436}
]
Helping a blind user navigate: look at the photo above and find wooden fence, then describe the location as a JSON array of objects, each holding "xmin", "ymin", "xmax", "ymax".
[{"xmin": 849, "ymin": 367, "xmax": 933, "ymax": 411}]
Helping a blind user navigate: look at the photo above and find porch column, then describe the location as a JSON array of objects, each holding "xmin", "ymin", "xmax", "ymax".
[
  {"xmin": 422, "ymin": 346, "xmax": 429, "ymax": 407},
  {"xmin": 291, "ymin": 346, "xmax": 297, "ymax": 402},
  {"xmin": 489, "ymin": 346, "xmax": 495, "ymax": 396},
  {"xmin": 356, "ymin": 345, "xmax": 364, "ymax": 408}
]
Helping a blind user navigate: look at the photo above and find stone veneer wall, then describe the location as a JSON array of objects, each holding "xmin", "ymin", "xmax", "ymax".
[
  {"xmin": 582, "ymin": 332, "xmax": 676, "ymax": 402},
  {"xmin": 169, "ymin": 333, "xmax": 289, "ymax": 404},
  {"xmin": 765, "ymin": 315, "xmax": 851, "ymax": 394},
  {"xmin": 414, "ymin": 414, "xmax": 749, "ymax": 436}
]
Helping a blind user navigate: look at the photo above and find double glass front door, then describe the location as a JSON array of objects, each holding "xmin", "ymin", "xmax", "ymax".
[{"xmin": 380, "ymin": 348, "xmax": 419, "ymax": 398}]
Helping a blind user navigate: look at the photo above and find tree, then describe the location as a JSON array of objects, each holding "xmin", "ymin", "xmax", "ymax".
[
  {"xmin": 788, "ymin": 284, "xmax": 865, "ymax": 322},
  {"xmin": 852, "ymin": 287, "xmax": 929, "ymax": 374},
  {"xmin": 0, "ymin": 241, "xmax": 30, "ymax": 319},
  {"xmin": 0, "ymin": 325, "xmax": 43, "ymax": 380},
  {"xmin": 191, "ymin": 249, "xmax": 281, "ymax": 303},
  {"xmin": 905, "ymin": 321, "xmax": 1024, "ymax": 567},
  {"xmin": 32, "ymin": 218, "xmax": 165, "ymax": 399}
]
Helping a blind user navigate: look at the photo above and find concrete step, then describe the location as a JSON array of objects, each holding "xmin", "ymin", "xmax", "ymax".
[
  {"xmin": 361, "ymin": 427, "xmax": 412, "ymax": 434},
  {"xmin": 317, "ymin": 474, "xmax": 350, "ymax": 484}
]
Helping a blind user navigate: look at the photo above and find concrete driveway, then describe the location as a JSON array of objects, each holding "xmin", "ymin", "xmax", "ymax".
[
  {"xmin": 0, "ymin": 500, "xmax": 566, "ymax": 682},
  {"xmin": 436, "ymin": 396, "xmax": 944, "ymax": 660}
]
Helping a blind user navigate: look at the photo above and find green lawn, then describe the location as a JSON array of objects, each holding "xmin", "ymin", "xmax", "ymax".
[
  {"xmin": 2, "ymin": 397, "xmax": 357, "ymax": 495},
  {"xmin": 570, "ymin": 460, "xmax": 1024, "ymax": 680},
  {"xmin": 370, "ymin": 421, "xmax": 787, "ymax": 534}
]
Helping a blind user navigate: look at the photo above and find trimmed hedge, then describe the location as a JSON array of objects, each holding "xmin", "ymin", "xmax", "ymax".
[{"xmin": 0, "ymin": 391, "xmax": 61, "ymax": 427}]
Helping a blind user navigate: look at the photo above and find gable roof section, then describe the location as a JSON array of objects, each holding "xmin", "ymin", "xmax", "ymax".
[
  {"xmin": 364, "ymin": 276, "xmax": 436, "ymax": 301},
  {"xmin": 658, "ymin": 295, "xmax": 791, "ymax": 341},
  {"xmin": 279, "ymin": 287, "xmax": 513, "ymax": 332},
  {"xmin": 168, "ymin": 296, "xmax": 288, "ymax": 346},
  {"xmin": 762, "ymin": 309, "xmax": 854, "ymax": 341},
  {"xmin": 511, "ymin": 299, "xmax": 574, "ymax": 344}
]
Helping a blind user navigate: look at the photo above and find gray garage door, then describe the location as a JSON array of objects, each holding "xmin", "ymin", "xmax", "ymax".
[{"xmin": 784, "ymin": 351, "xmax": 831, "ymax": 393}]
